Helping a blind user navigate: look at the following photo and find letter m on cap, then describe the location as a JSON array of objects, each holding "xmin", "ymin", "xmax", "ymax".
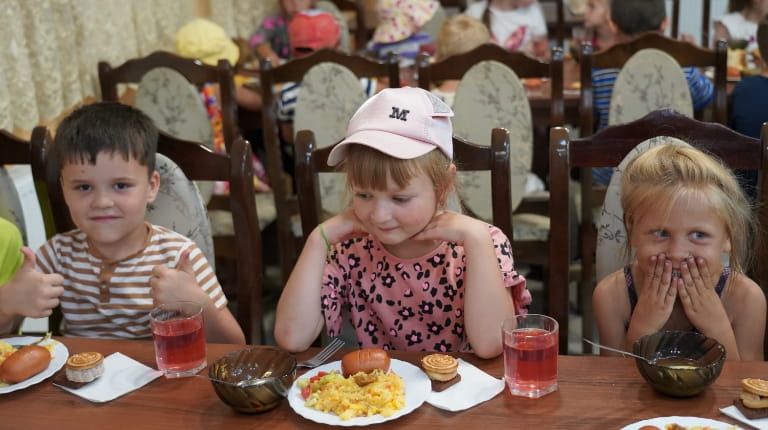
[{"xmin": 389, "ymin": 107, "xmax": 410, "ymax": 121}]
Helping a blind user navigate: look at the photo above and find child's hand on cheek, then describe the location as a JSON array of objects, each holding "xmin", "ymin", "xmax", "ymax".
[
  {"xmin": 149, "ymin": 248, "xmax": 206, "ymax": 305},
  {"xmin": 323, "ymin": 209, "xmax": 369, "ymax": 244},
  {"xmin": 411, "ymin": 211, "xmax": 487, "ymax": 245},
  {"xmin": 630, "ymin": 254, "xmax": 677, "ymax": 335},
  {"xmin": 676, "ymin": 257, "xmax": 728, "ymax": 334}
]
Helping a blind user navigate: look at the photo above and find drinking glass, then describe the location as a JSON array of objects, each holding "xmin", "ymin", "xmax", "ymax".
[
  {"xmin": 502, "ymin": 314, "xmax": 558, "ymax": 398},
  {"xmin": 150, "ymin": 300, "xmax": 207, "ymax": 378}
]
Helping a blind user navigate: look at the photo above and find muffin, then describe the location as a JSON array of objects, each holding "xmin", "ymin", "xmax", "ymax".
[
  {"xmin": 66, "ymin": 352, "xmax": 105, "ymax": 383},
  {"xmin": 421, "ymin": 353, "xmax": 460, "ymax": 392}
]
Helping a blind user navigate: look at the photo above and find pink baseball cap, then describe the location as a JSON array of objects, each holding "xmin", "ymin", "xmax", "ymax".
[{"xmin": 327, "ymin": 87, "xmax": 454, "ymax": 166}]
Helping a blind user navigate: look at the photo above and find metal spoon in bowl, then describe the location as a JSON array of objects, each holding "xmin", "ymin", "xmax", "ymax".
[
  {"xmin": 582, "ymin": 338, "xmax": 657, "ymax": 365},
  {"xmin": 185, "ymin": 373, "xmax": 281, "ymax": 388}
]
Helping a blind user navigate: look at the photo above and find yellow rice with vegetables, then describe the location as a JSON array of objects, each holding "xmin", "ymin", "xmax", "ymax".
[{"xmin": 301, "ymin": 369, "xmax": 405, "ymax": 421}]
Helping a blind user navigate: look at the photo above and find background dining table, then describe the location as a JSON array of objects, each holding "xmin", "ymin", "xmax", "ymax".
[{"xmin": 1, "ymin": 337, "xmax": 759, "ymax": 429}]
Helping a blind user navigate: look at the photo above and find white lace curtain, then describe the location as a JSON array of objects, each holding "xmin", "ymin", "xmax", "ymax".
[{"xmin": 0, "ymin": 0, "xmax": 275, "ymax": 134}]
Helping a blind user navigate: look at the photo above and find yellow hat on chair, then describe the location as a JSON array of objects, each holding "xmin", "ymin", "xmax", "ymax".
[{"xmin": 174, "ymin": 18, "xmax": 239, "ymax": 66}]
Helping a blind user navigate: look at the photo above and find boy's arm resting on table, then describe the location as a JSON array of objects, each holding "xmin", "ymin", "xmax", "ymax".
[
  {"xmin": 274, "ymin": 227, "xmax": 328, "ymax": 352},
  {"xmin": 201, "ymin": 300, "xmax": 246, "ymax": 345}
]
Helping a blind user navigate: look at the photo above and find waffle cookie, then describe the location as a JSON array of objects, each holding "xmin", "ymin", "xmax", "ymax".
[{"xmin": 421, "ymin": 354, "xmax": 460, "ymax": 392}]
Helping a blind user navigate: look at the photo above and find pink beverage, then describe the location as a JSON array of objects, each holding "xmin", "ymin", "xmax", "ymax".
[
  {"xmin": 152, "ymin": 318, "xmax": 206, "ymax": 374},
  {"xmin": 503, "ymin": 317, "xmax": 559, "ymax": 398},
  {"xmin": 150, "ymin": 301, "xmax": 207, "ymax": 378}
]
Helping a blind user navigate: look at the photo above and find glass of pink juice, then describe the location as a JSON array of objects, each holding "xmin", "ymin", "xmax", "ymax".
[
  {"xmin": 150, "ymin": 301, "xmax": 206, "ymax": 378},
  {"xmin": 502, "ymin": 314, "xmax": 558, "ymax": 398}
]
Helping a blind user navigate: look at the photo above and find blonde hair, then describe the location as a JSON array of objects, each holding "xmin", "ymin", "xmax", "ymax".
[
  {"xmin": 342, "ymin": 145, "xmax": 455, "ymax": 208},
  {"xmin": 621, "ymin": 144, "xmax": 755, "ymax": 274},
  {"xmin": 437, "ymin": 14, "xmax": 490, "ymax": 59}
]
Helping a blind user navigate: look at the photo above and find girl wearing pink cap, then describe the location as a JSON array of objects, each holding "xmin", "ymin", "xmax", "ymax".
[{"xmin": 275, "ymin": 87, "xmax": 531, "ymax": 358}]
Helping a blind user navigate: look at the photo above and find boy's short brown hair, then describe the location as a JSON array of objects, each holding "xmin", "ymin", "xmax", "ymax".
[{"xmin": 53, "ymin": 102, "xmax": 158, "ymax": 176}]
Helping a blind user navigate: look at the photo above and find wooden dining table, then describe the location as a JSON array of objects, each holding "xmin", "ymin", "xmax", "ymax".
[{"xmin": 1, "ymin": 337, "xmax": 761, "ymax": 429}]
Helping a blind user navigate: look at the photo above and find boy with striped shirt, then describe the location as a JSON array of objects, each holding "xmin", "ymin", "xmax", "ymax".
[{"xmin": 29, "ymin": 102, "xmax": 244, "ymax": 343}]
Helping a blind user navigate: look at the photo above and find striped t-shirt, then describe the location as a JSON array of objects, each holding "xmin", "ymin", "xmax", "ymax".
[{"xmin": 36, "ymin": 223, "xmax": 226, "ymax": 339}]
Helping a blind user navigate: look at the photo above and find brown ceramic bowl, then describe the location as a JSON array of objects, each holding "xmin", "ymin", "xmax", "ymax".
[
  {"xmin": 209, "ymin": 347, "xmax": 297, "ymax": 413},
  {"xmin": 632, "ymin": 331, "xmax": 726, "ymax": 397}
]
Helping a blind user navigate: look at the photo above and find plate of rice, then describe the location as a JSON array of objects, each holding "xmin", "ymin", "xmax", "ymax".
[{"xmin": 288, "ymin": 359, "xmax": 431, "ymax": 426}]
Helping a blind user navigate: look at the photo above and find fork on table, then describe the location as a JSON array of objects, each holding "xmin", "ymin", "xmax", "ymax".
[{"xmin": 296, "ymin": 337, "xmax": 345, "ymax": 369}]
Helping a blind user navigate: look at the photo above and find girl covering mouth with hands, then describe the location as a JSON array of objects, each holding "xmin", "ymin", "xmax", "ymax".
[{"xmin": 592, "ymin": 144, "xmax": 765, "ymax": 361}]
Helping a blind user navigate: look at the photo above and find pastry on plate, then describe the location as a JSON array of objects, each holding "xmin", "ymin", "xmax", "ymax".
[
  {"xmin": 420, "ymin": 354, "xmax": 460, "ymax": 392},
  {"xmin": 66, "ymin": 352, "xmax": 104, "ymax": 383}
]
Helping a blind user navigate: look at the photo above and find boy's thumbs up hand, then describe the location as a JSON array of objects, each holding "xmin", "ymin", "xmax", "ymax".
[
  {"xmin": 0, "ymin": 247, "xmax": 64, "ymax": 318},
  {"xmin": 175, "ymin": 248, "xmax": 196, "ymax": 275},
  {"xmin": 150, "ymin": 248, "xmax": 205, "ymax": 305}
]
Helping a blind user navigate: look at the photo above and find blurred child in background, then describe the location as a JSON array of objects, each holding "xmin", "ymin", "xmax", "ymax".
[
  {"xmin": 174, "ymin": 18, "xmax": 271, "ymax": 192},
  {"xmin": 368, "ymin": 0, "xmax": 443, "ymax": 85},
  {"xmin": 583, "ymin": 0, "xmax": 616, "ymax": 51},
  {"xmin": 728, "ymin": 18, "xmax": 768, "ymax": 200},
  {"xmin": 430, "ymin": 14, "xmax": 491, "ymax": 106},
  {"xmin": 250, "ymin": 0, "xmax": 315, "ymax": 67},
  {"xmin": 714, "ymin": 0, "xmax": 768, "ymax": 53},
  {"xmin": 465, "ymin": 0, "xmax": 548, "ymax": 59}
]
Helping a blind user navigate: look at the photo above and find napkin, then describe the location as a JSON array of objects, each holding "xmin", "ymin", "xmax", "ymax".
[
  {"xmin": 53, "ymin": 352, "xmax": 163, "ymax": 403},
  {"xmin": 720, "ymin": 405, "xmax": 768, "ymax": 430},
  {"xmin": 426, "ymin": 358, "xmax": 505, "ymax": 412}
]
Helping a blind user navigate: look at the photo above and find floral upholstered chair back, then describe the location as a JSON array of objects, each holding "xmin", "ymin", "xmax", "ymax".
[
  {"xmin": 146, "ymin": 153, "xmax": 216, "ymax": 269},
  {"xmin": 595, "ymin": 136, "xmax": 691, "ymax": 280},
  {"xmin": 0, "ymin": 167, "xmax": 27, "ymax": 244},
  {"xmin": 452, "ymin": 60, "xmax": 542, "ymax": 238},
  {"xmin": 293, "ymin": 62, "xmax": 368, "ymax": 223},
  {"xmin": 135, "ymin": 67, "xmax": 215, "ymax": 202},
  {"xmin": 608, "ymin": 49, "xmax": 693, "ymax": 126}
]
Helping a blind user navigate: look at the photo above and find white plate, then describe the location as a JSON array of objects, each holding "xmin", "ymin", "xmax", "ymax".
[
  {"xmin": 621, "ymin": 415, "xmax": 742, "ymax": 430},
  {"xmin": 0, "ymin": 336, "xmax": 69, "ymax": 394},
  {"xmin": 288, "ymin": 359, "xmax": 430, "ymax": 426}
]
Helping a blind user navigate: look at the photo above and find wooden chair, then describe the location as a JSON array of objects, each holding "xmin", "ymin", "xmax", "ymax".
[
  {"xmin": 98, "ymin": 51, "xmax": 239, "ymax": 152},
  {"xmin": 259, "ymin": 48, "xmax": 399, "ymax": 284},
  {"xmin": 539, "ymin": 0, "xmax": 567, "ymax": 49},
  {"xmin": 44, "ymin": 132, "xmax": 264, "ymax": 345},
  {"xmin": 296, "ymin": 126, "xmax": 512, "ymax": 249},
  {"xmin": 670, "ymin": 0, "xmax": 713, "ymax": 47},
  {"xmin": 417, "ymin": 43, "xmax": 563, "ymax": 304},
  {"xmin": 548, "ymin": 108, "xmax": 768, "ymax": 355},
  {"xmin": 579, "ymin": 32, "xmax": 728, "ymax": 135}
]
